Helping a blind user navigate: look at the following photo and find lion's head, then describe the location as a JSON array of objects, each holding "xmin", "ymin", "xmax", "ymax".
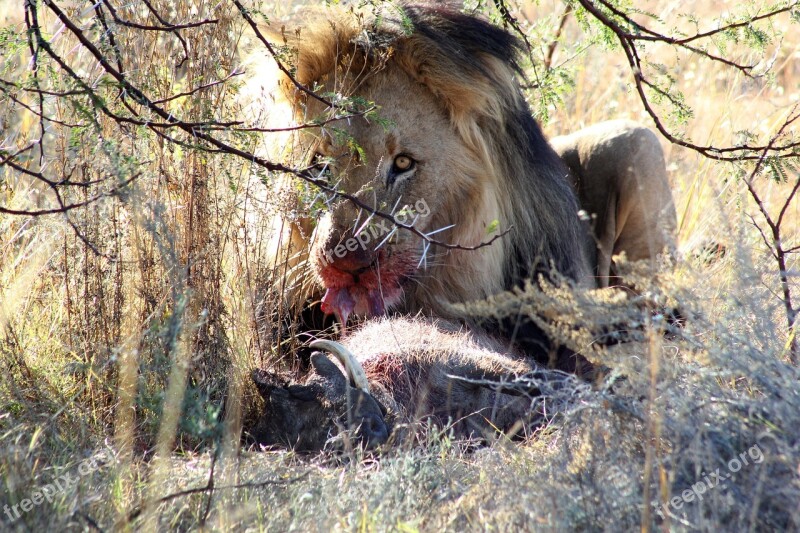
[{"xmin": 263, "ymin": 4, "xmax": 590, "ymax": 324}]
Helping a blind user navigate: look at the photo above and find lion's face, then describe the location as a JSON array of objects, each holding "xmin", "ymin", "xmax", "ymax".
[
  {"xmin": 304, "ymin": 65, "xmax": 495, "ymax": 324},
  {"xmin": 267, "ymin": 5, "xmax": 589, "ymax": 325}
]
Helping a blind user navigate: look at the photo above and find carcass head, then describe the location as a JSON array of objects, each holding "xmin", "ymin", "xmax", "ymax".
[{"xmin": 250, "ymin": 342, "xmax": 388, "ymax": 451}]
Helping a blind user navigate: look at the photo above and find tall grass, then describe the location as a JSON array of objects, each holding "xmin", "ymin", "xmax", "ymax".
[{"xmin": 1, "ymin": 0, "xmax": 799, "ymax": 530}]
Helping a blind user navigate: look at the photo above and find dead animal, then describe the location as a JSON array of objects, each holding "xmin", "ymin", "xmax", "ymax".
[{"xmin": 250, "ymin": 318, "xmax": 582, "ymax": 451}]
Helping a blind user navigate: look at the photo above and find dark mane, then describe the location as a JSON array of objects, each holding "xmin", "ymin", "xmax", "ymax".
[
  {"xmin": 402, "ymin": 5, "xmax": 526, "ymax": 78},
  {"xmin": 266, "ymin": 3, "xmax": 591, "ymax": 368},
  {"xmin": 392, "ymin": 4, "xmax": 587, "ymax": 284}
]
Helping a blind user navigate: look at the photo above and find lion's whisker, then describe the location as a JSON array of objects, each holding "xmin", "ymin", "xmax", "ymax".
[{"xmin": 423, "ymin": 224, "xmax": 455, "ymax": 237}]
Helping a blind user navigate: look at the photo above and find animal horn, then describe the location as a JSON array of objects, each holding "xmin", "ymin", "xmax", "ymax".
[{"xmin": 309, "ymin": 339, "xmax": 370, "ymax": 393}]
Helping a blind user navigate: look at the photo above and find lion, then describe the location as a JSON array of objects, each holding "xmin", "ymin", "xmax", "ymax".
[{"xmin": 250, "ymin": 4, "xmax": 677, "ymax": 372}]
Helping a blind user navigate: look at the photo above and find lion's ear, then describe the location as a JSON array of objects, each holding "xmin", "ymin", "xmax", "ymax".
[
  {"xmin": 262, "ymin": 13, "xmax": 362, "ymax": 91},
  {"xmin": 395, "ymin": 40, "xmax": 514, "ymax": 129}
]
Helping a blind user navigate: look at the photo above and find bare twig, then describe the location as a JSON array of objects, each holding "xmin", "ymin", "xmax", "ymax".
[
  {"xmin": 232, "ymin": 0, "xmax": 338, "ymax": 110},
  {"xmin": 102, "ymin": 0, "xmax": 217, "ymax": 32},
  {"xmin": 23, "ymin": 0, "xmax": 46, "ymax": 166},
  {"xmin": 151, "ymin": 72, "xmax": 244, "ymax": 105},
  {"xmin": 738, "ymin": 105, "xmax": 800, "ymax": 361},
  {"xmin": 25, "ymin": 0, "xmax": 512, "ymax": 253},
  {"xmin": 0, "ymin": 174, "xmax": 140, "ymax": 216},
  {"xmin": 545, "ymin": 5, "xmax": 574, "ymax": 70},
  {"xmin": 492, "ymin": 0, "xmax": 534, "ymax": 53},
  {"xmin": 125, "ymin": 473, "xmax": 309, "ymax": 522},
  {"xmin": 576, "ymin": 0, "xmax": 800, "ymax": 161},
  {"xmin": 0, "ymin": 82, "xmax": 85, "ymax": 128}
]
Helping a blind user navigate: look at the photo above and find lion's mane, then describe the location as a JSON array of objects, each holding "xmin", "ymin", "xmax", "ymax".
[{"xmin": 264, "ymin": 4, "xmax": 590, "ymax": 319}]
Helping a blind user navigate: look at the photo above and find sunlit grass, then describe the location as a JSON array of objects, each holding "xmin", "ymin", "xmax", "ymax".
[{"xmin": 1, "ymin": 0, "xmax": 798, "ymax": 530}]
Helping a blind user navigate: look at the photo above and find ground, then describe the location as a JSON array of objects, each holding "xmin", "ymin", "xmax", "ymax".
[{"xmin": 1, "ymin": 1, "xmax": 799, "ymax": 531}]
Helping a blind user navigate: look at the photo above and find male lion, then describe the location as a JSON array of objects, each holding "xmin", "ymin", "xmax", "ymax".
[{"xmin": 251, "ymin": 4, "xmax": 676, "ymax": 372}]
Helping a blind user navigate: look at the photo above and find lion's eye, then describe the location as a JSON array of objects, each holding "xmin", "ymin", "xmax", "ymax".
[
  {"xmin": 311, "ymin": 151, "xmax": 334, "ymax": 182},
  {"xmin": 311, "ymin": 151, "xmax": 326, "ymax": 167},
  {"xmin": 387, "ymin": 154, "xmax": 416, "ymax": 188},
  {"xmin": 392, "ymin": 155, "xmax": 415, "ymax": 173}
]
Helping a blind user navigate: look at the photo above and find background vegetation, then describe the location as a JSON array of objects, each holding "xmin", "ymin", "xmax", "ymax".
[{"xmin": 1, "ymin": 0, "xmax": 799, "ymax": 530}]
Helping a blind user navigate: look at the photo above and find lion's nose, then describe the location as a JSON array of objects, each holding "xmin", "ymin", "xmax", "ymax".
[{"xmin": 328, "ymin": 246, "xmax": 376, "ymax": 276}]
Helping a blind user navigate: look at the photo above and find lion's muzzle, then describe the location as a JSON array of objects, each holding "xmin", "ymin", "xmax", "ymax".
[{"xmin": 316, "ymin": 245, "xmax": 411, "ymax": 325}]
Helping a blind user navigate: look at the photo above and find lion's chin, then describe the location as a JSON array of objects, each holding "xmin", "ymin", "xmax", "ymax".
[
  {"xmin": 320, "ymin": 285, "xmax": 403, "ymax": 326},
  {"xmin": 315, "ymin": 250, "xmax": 418, "ymax": 325}
]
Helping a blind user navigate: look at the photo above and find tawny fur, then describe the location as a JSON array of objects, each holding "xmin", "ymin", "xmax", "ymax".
[
  {"xmin": 248, "ymin": 5, "xmax": 677, "ymax": 375},
  {"xmin": 551, "ymin": 120, "xmax": 677, "ymax": 288},
  {"xmin": 252, "ymin": 5, "xmax": 676, "ymax": 324},
  {"xmin": 254, "ymin": 5, "xmax": 588, "ymax": 319}
]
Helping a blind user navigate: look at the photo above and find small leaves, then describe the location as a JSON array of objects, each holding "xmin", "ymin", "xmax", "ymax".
[{"xmin": 765, "ymin": 156, "xmax": 800, "ymax": 184}]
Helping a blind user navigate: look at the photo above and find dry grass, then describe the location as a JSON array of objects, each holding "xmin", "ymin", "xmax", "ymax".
[{"xmin": 1, "ymin": 0, "xmax": 799, "ymax": 531}]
